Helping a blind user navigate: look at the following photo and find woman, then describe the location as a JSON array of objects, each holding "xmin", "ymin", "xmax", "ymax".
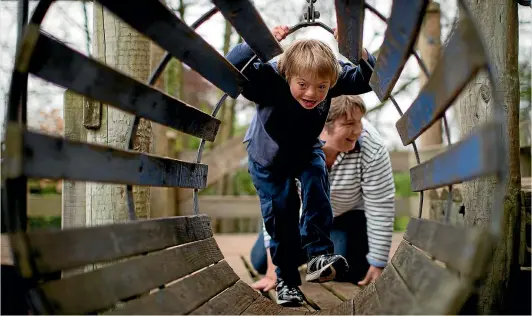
[{"xmin": 250, "ymin": 95, "xmax": 396, "ymax": 292}]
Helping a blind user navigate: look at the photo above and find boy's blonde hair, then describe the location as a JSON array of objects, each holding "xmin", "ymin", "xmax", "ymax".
[
  {"xmin": 277, "ymin": 39, "xmax": 340, "ymax": 88},
  {"xmin": 326, "ymin": 95, "xmax": 367, "ymax": 129}
]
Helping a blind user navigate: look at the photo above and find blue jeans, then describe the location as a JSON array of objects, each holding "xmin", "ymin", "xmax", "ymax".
[
  {"xmin": 250, "ymin": 210, "xmax": 370, "ymax": 283},
  {"xmin": 248, "ymin": 147, "xmax": 334, "ymax": 286}
]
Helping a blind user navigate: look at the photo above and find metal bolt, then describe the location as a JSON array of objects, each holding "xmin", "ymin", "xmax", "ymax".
[{"xmin": 314, "ymin": 11, "xmax": 320, "ymax": 19}]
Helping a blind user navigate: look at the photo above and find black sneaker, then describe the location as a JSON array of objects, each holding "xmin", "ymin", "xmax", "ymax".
[
  {"xmin": 305, "ymin": 254, "xmax": 349, "ymax": 283},
  {"xmin": 276, "ymin": 279, "xmax": 304, "ymax": 307}
]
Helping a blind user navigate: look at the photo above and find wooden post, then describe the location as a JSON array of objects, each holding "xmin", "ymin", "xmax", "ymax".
[
  {"xmin": 418, "ymin": 1, "xmax": 443, "ymax": 147},
  {"xmin": 457, "ymin": 1, "xmax": 521, "ymax": 313},
  {"xmin": 86, "ymin": 4, "xmax": 152, "ymax": 225},
  {"xmin": 62, "ymin": 91, "xmax": 86, "ymax": 229}
]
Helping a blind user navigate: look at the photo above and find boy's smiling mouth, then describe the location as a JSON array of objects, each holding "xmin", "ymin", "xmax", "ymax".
[{"xmin": 301, "ymin": 98, "xmax": 318, "ymax": 108}]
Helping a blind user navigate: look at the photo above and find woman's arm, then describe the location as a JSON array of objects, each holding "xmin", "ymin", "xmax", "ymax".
[{"xmin": 361, "ymin": 145, "xmax": 396, "ymax": 269}]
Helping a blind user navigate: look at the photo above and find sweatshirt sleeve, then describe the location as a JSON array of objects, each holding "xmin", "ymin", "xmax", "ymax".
[
  {"xmin": 329, "ymin": 51, "xmax": 377, "ymax": 97},
  {"xmin": 361, "ymin": 145, "xmax": 396, "ymax": 268}
]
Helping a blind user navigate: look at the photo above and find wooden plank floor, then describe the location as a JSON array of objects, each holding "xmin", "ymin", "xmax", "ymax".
[{"xmin": 214, "ymin": 232, "xmax": 403, "ymax": 313}]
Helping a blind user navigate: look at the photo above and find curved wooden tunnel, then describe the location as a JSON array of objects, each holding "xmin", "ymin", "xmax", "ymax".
[{"xmin": 1, "ymin": 0, "xmax": 507, "ymax": 314}]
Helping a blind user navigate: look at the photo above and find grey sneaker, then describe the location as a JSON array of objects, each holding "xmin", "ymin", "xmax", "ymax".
[
  {"xmin": 276, "ymin": 279, "xmax": 304, "ymax": 307},
  {"xmin": 305, "ymin": 254, "xmax": 349, "ymax": 283}
]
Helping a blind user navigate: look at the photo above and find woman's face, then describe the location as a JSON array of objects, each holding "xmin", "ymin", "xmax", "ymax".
[{"xmin": 322, "ymin": 107, "xmax": 364, "ymax": 153}]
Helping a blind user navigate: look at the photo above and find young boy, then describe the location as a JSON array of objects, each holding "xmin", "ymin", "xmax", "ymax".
[{"xmin": 226, "ymin": 26, "xmax": 376, "ymax": 306}]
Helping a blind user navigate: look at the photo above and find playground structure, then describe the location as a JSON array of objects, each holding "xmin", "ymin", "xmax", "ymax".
[{"xmin": 0, "ymin": 0, "xmax": 520, "ymax": 314}]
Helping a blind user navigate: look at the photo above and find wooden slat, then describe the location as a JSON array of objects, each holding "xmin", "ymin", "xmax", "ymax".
[
  {"xmin": 403, "ymin": 218, "xmax": 493, "ymax": 279},
  {"xmin": 369, "ymin": 0, "xmax": 429, "ymax": 101},
  {"xmin": 334, "ymin": 0, "xmax": 365, "ymax": 64},
  {"xmin": 395, "ymin": 17, "xmax": 488, "ymax": 145},
  {"xmin": 298, "ymin": 270, "xmax": 343, "ymax": 311},
  {"xmin": 409, "ymin": 123, "xmax": 501, "ymax": 191},
  {"xmin": 211, "ymin": 0, "xmax": 283, "ymax": 62},
  {"xmin": 20, "ymin": 215, "xmax": 211, "ymax": 274},
  {"xmin": 241, "ymin": 295, "xmax": 284, "ymax": 315},
  {"xmin": 27, "ymin": 32, "xmax": 220, "ymax": 141},
  {"xmin": 320, "ymin": 281, "xmax": 361, "ymax": 301},
  {"xmin": 375, "ymin": 263, "xmax": 419, "ymax": 314},
  {"xmin": 97, "ymin": 0, "xmax": 247, "ymax": 98},
  {"xmin": 40, "ymin": 238, "xmax": 223, "ymax": 315},
  {"xmin": 11, "ymin": 128, "xmax": 208, "ymax": 189},
  {"xmin": 392, "ymin": 241, "xmax": 471, "ymax": 314},
  {"xmin": 190, "ymin": 280, "xmax": 259, "ymax": 315},
  {"xmin": 352, "ymin": 282, "xmax": 380, "ymax": 315},
  {"xmin": 106, "ymin": 260, "xmax": 239, "ymax": 315},
  {"xmin": 317, "ymin": 299, "xmax": 354, "ymax": 315}
]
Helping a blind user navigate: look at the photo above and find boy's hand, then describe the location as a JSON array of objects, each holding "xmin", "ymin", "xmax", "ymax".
[
  {"xmin": 272, "ymin": 25, "xmax": 290, "ymax": 42},
  {"xmin": 332, "ymin": 28, "xmax": 369, "ymax": 61}
]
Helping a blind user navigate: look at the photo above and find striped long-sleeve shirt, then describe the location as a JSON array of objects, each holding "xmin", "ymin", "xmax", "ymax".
[{"xmin": 262, "ymin": 118, "xmax": 396, "ymax": 268}]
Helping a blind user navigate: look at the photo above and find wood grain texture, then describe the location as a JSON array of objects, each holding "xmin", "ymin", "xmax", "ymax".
[
  {"xmin": 316, "ymin": 299, "xmax": 354, "ymax": 315},
  {"xmin": 190, "ymin": 280, "xmax": 259, "ymax": 315},
  {"xmin": 106, "ymin": 260, "xmax": 239, "ymax": 315},
  {"xmin": 16, "ymin": 128, "xmax": 208, "ymax": 189},
  {"xmin": 334, "ymin": 0, "xmax": 365, "ymax": 64},
  {"xmin": 23, "ymin": 215, "xmax": 212, "ymax": 274},
  {"xmin": 40, "ymin": 238, "xmax": 223, "ymax": 315},
  {"xmin": 391, "ymin": 240, "xmax": 471, "ymax": 314},
  {"xmin": 409, "ymin": 123, "xmax": 501, "ymax": 191},
  {"xmin": 369, "ymin": 0, "xmax": 429, "ymax": 101},
  {"xmin": 96, "ymin": 0, "xmax": 247, "ymax": 98},
  {"xmin": 374, "ymin": 263, "xmax": 419, "ymax": 315},
  {"xmin": 403, "ymin": 218, "xmax": 493, "ymax": 279},
  {"xmin": 212, "ymin": 0, "xmax": 283, "ymax": 62},
  {"xmin": 352, "ymin": 282, "xmax": 380, "ymax": 315},
  {"xmin": 396, "ymin": 15, "xmax": 488, "ymax": 145},
  {"xmin": 27, "ymin": 32, "xmax": 220, "ymax": 141},
  {"xmin": 320, "ymin": 281, "xmax": 361, "ymax": 301},
  {"xmin": 241, "ymin": 295, "xmax": 284, "ymax": 315}
]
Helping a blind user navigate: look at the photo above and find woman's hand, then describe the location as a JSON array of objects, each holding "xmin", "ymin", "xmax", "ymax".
[
  {"xmin": 272, "ymin": 25, "xmax": 290, "ymax": 42},
  {"xmin": 358, "ymin": 265, "xmax": 383, "ymax": 286},
  {"xmin": 251, "ymin": 268, "xmax": 277, "ymax": 292}
]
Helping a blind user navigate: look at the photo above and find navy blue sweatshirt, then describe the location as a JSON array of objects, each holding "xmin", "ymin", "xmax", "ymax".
[{"xmin": 226, "ymin": 42, "xmax": 376, "ymax": 169}]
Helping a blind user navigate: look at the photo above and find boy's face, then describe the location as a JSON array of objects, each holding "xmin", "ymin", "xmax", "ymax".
[{"xmin": 289, "ymin": 74, "xmax": 331, "ymax": 109}]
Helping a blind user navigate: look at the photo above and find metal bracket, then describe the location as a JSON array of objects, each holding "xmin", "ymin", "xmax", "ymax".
[{"xmin": 304, "ymin": 0, "xmax": 320, "ymax": 22}]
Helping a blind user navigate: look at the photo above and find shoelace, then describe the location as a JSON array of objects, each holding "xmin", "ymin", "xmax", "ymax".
[{"xmin": 279, "ymin": 286, "xmax": 301, "ymax": 297}]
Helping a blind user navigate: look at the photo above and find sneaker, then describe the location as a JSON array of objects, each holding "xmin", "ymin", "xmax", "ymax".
[
  {"xmin": 305, "ymin": 254, "xmax": 349, "ymax": 283},
  {"xmin": 276, "ymin": 279, "xmax": 304, "ymax": 307}
]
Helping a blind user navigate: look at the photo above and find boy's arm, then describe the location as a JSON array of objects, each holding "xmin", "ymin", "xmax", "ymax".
[
  {"xmin": 225, "ymin": 42, "xmax": 257, "ymax": 72},
  {"xmin": 329, "ymin": 50, "xmax": 377, "ymax": 97},
  {"xmin": 225, "ymin": 42, "xmax": 272, "ymax": 102}
]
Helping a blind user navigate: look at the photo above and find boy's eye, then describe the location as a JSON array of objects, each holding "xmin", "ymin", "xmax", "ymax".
[
  {"xmin": 319, "ymin": 85, "xmax": 326, "ymax": 89},
  {"xmin": 298, "ymin": 83, "xmax": 306, "ymax": 88}
]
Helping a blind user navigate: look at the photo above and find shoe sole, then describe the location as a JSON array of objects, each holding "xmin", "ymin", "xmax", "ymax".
[
  {"xmin": 305, "ymin": 258, "xmax": 348, "ymax": 283},
  {"xmin": 277, "ymin": 299, "xmax": 304, "ymax": 307}
]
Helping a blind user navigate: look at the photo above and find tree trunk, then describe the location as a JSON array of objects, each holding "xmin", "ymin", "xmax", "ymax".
[
  {"xmin": 62, "ymin": 90, "xmax": 86, "ymax": 229},
  {"xmin": 457, "ymin": 1, "xmax": 521, "ymax": 313},
  {"xmin": 418, "ymin": 1, "xmax": 443, "ymax": 147},
  {"xmin": 86, "ymin": 4, "xmax": 152, "ymax": 225}
]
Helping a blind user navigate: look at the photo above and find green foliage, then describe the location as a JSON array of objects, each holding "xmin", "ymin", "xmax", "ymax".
[
  {"xmin": 393, "ymin": 216, "xmax": 410, "ymax": 232},
  {"xmin": 28, "ymin": 179, "xmax": 59, "ymax": 195},
  {"xmin": 393, "ymin": 172, "xmax": 416, "ymax": 197},
  {"xmin": 232, "ymin": 169, "xmax": 257, "ymax": 196},
  {"xmin": 28, "ymin": 216, "xmax": 61, "ymax": 230}
]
